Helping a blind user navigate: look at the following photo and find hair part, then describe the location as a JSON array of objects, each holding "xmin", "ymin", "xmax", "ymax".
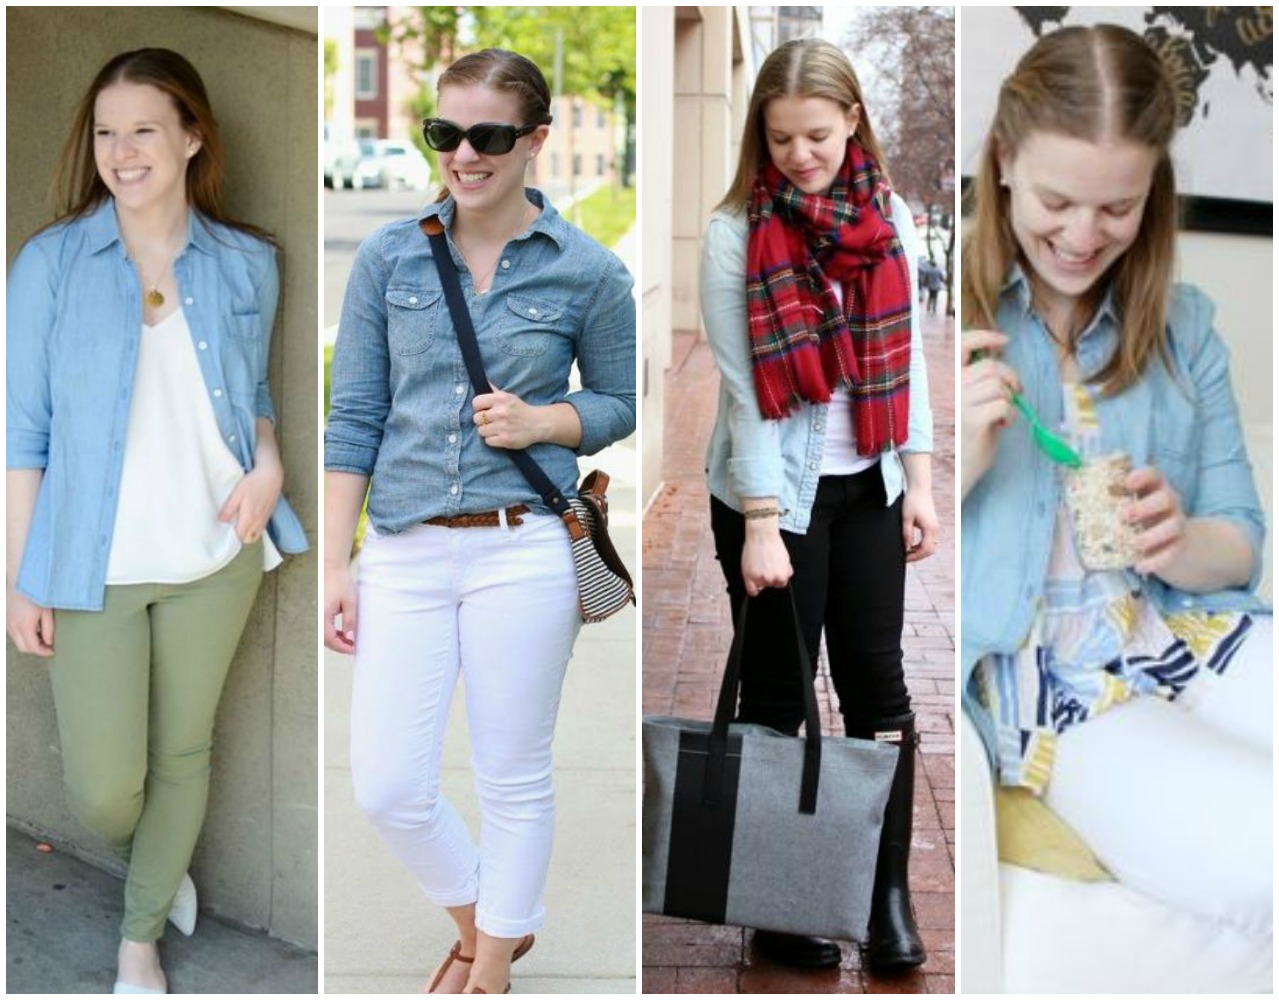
[
  {"xmin": 433, "ymin": 48, "xmax": 553, "ymax": 202},
  {"xmin": 718, "ymin": 39, "xmax": 891, "ymax": 212},
  {"xmin": 962, "ymin": 24, "xmax": 1178, "ymax": 394},
  {"xmin": 48, "ymin": 47, "xmax": 274, "ymax": 245}
]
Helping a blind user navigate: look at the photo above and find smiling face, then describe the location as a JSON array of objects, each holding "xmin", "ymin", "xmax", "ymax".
[
  {"xmin": 93, "ymin": 80, "xmax": 198, "ymax": 216},
  {"xmin": 1001, "ymin": 130, "xmax": 1158, "ymax": 318},
  {"xmin": 762, "ymin": 94, "xmax": 859, "ymax": 195},
  {"xmin": 436, "ymin": 83, "xmax": 547, "ymax": 216}
]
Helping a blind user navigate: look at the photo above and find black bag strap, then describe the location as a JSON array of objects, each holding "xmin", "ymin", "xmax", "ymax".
[
  {"xmin": 421, "ymin": 216, "xmax": 572, "ymax": 518},
  {"xmin": 704, "ymin": 587, "xmax": 822, "ymax": 815}
]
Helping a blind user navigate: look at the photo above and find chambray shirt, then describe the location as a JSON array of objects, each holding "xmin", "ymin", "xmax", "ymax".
[
  {"xmin": 324, "ymin": 190, "xmax": 636, "ymax": 532},
  {"xmin": 700, "ymin": 193, "xmax": 933, "ymax": 533},
  {"xmin": 6, "ymin": 198, "xmax": 308, "ymax": 611},
  {"xmin": 961, "ymin": 268, "xmax": 1269, "ymax": 758}
]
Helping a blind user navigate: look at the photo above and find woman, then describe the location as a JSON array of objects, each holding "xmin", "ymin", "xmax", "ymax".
[
  {"xmin": 6, "ymin": 49, "xmax": 306, "ymax": 993},
  {"xmin": 962, "ymin": 24, "xmax": 1270, "ymax": 936},
  {"xmin": 323, "ymin": 49, "xmax": 635, "ymax": 995},
  {"xmin": 700, "ymin": 38, "xmax": 939, "ymax": 972}
]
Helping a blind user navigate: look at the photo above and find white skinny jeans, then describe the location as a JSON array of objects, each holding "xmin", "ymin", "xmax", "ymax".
[
  {"xmin": 1045, "ymin": 615, "xmax": 1272, "ymax": 934},
  {"xmin": 350, "ymin": 514, "xmax": 581, "ymax": 937}
]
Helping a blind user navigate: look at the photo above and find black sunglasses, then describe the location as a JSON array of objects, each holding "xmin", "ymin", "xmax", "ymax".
[{"xmin": 421, "ymin": 118, "xmax": 549, "ymax": 155}]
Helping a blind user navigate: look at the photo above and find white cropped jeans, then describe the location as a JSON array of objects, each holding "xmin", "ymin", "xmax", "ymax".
[
  {"xmin": 1045, "ymin": 615, "xmax": 1272, "ymax": 934},
  {"xmin": 350, "ymin": 514, "xmax": 581, "ymax": 937}
]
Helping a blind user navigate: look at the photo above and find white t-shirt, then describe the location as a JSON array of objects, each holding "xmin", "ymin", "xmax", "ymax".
[
  {"xmin": 820, "ymin": 281, "xmax": 880, "ymax": 477},
  {"xmin": 106, "ymin": 308, "xmax": 283, "ymax": 584}
]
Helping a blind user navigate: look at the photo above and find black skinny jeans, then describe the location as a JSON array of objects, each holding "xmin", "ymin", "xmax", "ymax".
[{"xmin": 710, "ymin": 467, "xmax": 910, "ymax": 736}]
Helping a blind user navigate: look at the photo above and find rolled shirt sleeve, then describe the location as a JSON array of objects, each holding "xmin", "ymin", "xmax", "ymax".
[
  {"xmin": 324, "ymin": 231, "xmax": 392, "ymax": 475},
  {"xmin": 890, "ymin": 195, "xmax": 934, "ymax": 455},
  {"xmin": 562, "ymin": 252, "xmax": 637, "ymax": 456},
  {"xmin": 1178, "ymin": 288, "xmax": 1266, "ymax": 590},
  {"xmin": 7, "ymin": 239, "xmax": 56, "ymax": 469},
  {"xmin": 252, "ymin": 244, "xmax": 280, "ymax": 425},
  {"xmin": 700, "ymin": 213, "xmax": 784, "ymax": 499}
]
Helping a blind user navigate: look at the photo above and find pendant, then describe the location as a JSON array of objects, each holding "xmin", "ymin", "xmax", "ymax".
[{"xmin": 146, "ymin": 287, "xmax": 165, "ymax": 308}]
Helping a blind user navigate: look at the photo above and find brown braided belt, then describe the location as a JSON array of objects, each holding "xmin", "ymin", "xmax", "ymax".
[{"xmin": 424, "ymin": 504, "xmax": 529, "ymax": 528}]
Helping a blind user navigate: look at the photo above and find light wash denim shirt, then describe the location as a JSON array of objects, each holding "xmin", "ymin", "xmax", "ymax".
[
  {"xmin": 700, "ymin": 193, "xmax": 933, "ymax": 533},
  {"xmin": 961, "ymin": 268, "xmax": 1269, "ymax": 758},
  {"xmin": 6, "ymin": 198, "xmax": 308, "ymax": 611},
  {"xmin": 324, "ymin": 190, "xmax": 636, "ymax": 533}
]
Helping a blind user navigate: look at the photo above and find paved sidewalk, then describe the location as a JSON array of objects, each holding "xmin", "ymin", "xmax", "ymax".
[
  {"xmin": 5, "ymin": 829, "xmax": 317, "ymax": 994},
  {"xmin": 641, "ymin": 312, "xmax": 956, "ymax": 993}
]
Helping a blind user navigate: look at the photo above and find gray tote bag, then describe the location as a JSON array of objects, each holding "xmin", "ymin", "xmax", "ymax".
[{"xmin": 642, "ymin": 589, "xmax": 898, "ymax": 941}]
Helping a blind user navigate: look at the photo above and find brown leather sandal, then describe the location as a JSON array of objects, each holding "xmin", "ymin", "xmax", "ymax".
[
  {"xmin": 462, "ymin": 934, "xmax": 535, "ymax": 995},
  {"xmin": 421, "ymin": 941, "xmax": 474, "ymax": 994}
]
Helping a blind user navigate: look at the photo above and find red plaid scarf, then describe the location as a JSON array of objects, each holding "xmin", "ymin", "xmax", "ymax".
[{"xmin": 745, "ymin": 139, "xmax": 913, "ymax": 454}]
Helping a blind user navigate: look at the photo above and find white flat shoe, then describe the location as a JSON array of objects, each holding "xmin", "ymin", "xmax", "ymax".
[
  {"xmin": 167, "ymin": 872, "xmax": 197, "ymax": 936},
  {"xmin": 112, "ymin": 982, "xmax": 165, "ymax": 994}
]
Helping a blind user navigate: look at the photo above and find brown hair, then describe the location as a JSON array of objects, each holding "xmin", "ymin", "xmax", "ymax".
[
  {"xmin": 719, "ymin": 38, "xmax": 891, "ymax": 211},
  {"xmin": 50, "ymin": 48, "xmax": 274, "ymax": 244},
  {"xmin": 962, "ymin": 24, "xmax": 1178, "ymax": 395},
  {"xmin": 433, "ymin": 48, "xmax": 553, "ymax": 202}
]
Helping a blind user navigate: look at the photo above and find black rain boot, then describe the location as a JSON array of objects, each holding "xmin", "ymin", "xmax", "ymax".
[
  {"xmin": 845, "ymin": 711, "xmax": 926, "ymax": 972},
  {"xmin": 751, "ymin": 929, "xmax": 842, "ymax": 969}
]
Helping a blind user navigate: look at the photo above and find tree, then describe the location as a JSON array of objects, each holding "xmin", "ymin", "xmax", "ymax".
[
  {"xmin": 842, "ymin": 7, "xmax": 956, "ymax": 314},
  {"xmin": 324, "ymin": 38, "xmax": 339, "ymax": 119},
  {"xmin": 383, "ymin": 6, "xmax": 637, "ymax": 190}
]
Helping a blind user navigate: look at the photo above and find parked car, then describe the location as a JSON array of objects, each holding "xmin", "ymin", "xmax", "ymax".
[
  {"xmin": 323, "ymin": 123, "xmax": 364, "ymax": 190},
  {"xmin": 352, "ymin": 140, "xmax": 434, "ymax": 191}
]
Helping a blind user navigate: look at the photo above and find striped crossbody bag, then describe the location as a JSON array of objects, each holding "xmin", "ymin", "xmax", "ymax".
[{"xmin": 422, "ymin": 217, "xmax": 635, "ymax": 623}]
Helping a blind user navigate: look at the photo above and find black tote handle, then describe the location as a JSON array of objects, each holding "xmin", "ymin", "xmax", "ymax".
[
  {"xmin": 703, "ymin": 587, "xmax": 822, "ymax": 815},
  {"xmin": 421, "ymin": 217, "xmax": 572, "ymax": 518}
]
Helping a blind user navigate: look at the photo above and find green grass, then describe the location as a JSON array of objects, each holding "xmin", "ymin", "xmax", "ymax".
[{"xmin": 571, "ymin": 182, "xmax": 636, "ymax": 249}]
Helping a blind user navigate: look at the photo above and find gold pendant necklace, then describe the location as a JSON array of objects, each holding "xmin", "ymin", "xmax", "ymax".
[{"xmin": 145, "ymin": 285, "xmax": 165, "ymax": 308}]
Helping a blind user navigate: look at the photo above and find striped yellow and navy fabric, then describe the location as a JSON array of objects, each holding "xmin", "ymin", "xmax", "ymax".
[{"xmin": 973, "ymin": 383, "xmax": 1252, "ymax": 794}]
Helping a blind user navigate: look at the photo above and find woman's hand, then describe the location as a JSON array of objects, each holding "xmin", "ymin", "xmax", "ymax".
[
  {"xmin": 7, "ymin": 587, "xmax": 54, "ymax": 657},
  {"xmin": 219, "ymin": 461, "xmax": 283, "ymax": 543},
  {"xmin": 902, "ymin": 486, "xmax": 940, "ymax": 563},
  {"xmin": 1125, "ymin": 466, "xmax": 1188, "ymax": 576},
  {"xmin": 961, "ymin": 329, "xmax": 1021, "ymax": 497},
  {"xmin": 323, "ymin": 563, "xmax": 358, "ymax": 655},
  {"xmin": 740, "ymin": 519, "xmax": 793, "ymax": 597},
  {"xmin": 472, "ymin": 388, "xmax": 546, "ymax": 450}
]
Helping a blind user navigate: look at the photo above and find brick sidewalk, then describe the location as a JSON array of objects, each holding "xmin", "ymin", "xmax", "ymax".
[{"xmin": 641, "ymin": 312, "xmax": 956, "ymax": 994}]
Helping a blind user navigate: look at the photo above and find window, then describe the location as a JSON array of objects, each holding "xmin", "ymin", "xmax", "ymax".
[
  {"xmin": 572, "ymin": 153, "xmax": 582, "ymax": 176},
  {"xmin": 597, "ymin": 107, "xmax": 607, "ymax": 129},
  {"xmin": 596, "ymin": 153, "xmax": 605, "ymax": 176},
  {"xmin": 355, "ymin": 50, "xmax": 378, "ymax": 100},
  {"xmin": 572, "ymin": 103, "xmax": 582, "ymax": 128}
]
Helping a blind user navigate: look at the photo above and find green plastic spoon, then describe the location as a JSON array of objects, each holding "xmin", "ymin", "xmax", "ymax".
[
  {"xmin": 969, "ymin": 347, "xmax": 1083, "ymax": 468},
  {"xmin": 1009, "ymin": 392, "xmax": 1083, "ymax": 469}
]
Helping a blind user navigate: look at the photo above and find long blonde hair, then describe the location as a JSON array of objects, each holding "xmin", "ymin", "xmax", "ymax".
[
  {"xmin": 962, "ymin": 24, "xmax": 1178, "ymax": 395},
  {"xmin": 719, "ymin": 39, "xmax": 891, "ymax": 211}
]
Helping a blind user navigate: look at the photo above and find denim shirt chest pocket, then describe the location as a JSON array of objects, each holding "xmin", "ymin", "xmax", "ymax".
[
  {"xmin": 500, "ymin": 294, "xmax": 564, "ymax": 357},
  {"xmin": 386, "ymin": 287, "xmax": 442, "ymax": 355}
]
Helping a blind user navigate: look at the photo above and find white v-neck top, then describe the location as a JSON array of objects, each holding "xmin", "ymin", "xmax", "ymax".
[
  {"xmin": 820, "ymin": 281, "xmax": 880, "ymax": 477},
  {"xmin": 106, "ymin": 309, "xmax": 282, "ymax": 584}
]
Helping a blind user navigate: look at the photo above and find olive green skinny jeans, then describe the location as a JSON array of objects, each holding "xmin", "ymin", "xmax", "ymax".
[{"xmin": 50, "ymin": 542, "xmax": 262, "ymax": 942}]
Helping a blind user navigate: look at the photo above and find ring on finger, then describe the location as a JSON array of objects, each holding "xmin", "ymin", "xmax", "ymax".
[{"xmin": 479, "ymin": 412, "xmax": 489, "ymax": 425}]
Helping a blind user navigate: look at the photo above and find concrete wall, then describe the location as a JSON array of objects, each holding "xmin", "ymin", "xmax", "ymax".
[
  {"xmin": 639, "ymin": 4, "xmax": 748, "ymax": 507},
  {"xmin": 6, "ymin": 7, "xmax": 318, "ymax": 949}
]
